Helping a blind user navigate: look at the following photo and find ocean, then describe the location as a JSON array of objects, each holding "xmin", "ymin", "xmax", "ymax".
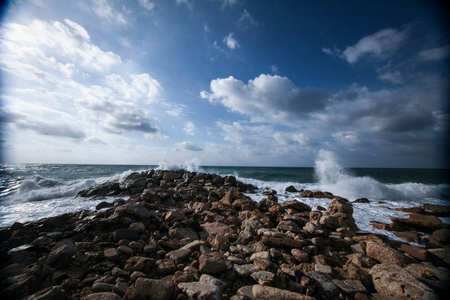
[{"xmin": 1, "ymin": 151, "xmax": 449, "ymax": 242}]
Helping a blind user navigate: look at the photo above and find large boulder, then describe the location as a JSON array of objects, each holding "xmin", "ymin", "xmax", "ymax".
[
  {"xmin": 327, "ymin": 198, "xmax": 357, "ymax": 231},
  {"xmin": 46, "ymin": 239, "xmax": 77, "ymax": 267},
  {"xmin": 370, "ymin": 263, "xmax": 437, "ymax": 299}
]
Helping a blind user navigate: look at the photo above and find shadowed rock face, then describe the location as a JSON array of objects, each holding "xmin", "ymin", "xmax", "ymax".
[{"xmin": 0, "ymin": 169, "xmax": 448, "ymax": 300}]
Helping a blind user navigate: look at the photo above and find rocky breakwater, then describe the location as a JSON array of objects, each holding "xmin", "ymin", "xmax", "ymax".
[{"xmin": 0, "ymin": 169, "xmax": 448, "ymax": 300}]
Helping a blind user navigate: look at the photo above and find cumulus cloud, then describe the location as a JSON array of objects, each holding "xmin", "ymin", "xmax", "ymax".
[
  {"xmin": 175, "ymin": 141, "xmax": 202, "ymax": 151},
  {"xmin": 1, "ymin": 19, "xmax": 121, "ymax": 73},
  {"xmin": 223, "ymin": 33, "xmax": 240, "ymax": 49},
  {"xmin": 419, "ymin": 45, "xmax": 450, "ymax": 61},
  {"xmin": 105, "ymin": 73, "xmax": 163, "ymax": 103},
  {"xmin": 201, "ymin": 74, "xmax": 330, "ymax": 125},
  {"xmin": 325, "ymin": 27, "xmax": 408, "ymax": 64},
  {"xmin": 183, "ymin": 121, "xmax": 197, "ymax": 135},
  {"xmin": 332, "ymin": 131, "xmax": 360, "ymax": 146}
]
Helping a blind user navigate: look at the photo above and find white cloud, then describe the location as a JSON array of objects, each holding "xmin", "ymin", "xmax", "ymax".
[
  {"xmin": 183, "ymin": 121, "xmax": 197, "ymax": 135},
  {"xmin": 223, "ymin": 33, "xmax": 240, "ymax": 49},
  {"xmin": 204, "ymin": 23, "xmax": 211, "ymax": 33},
  {"xmin": 138, "ymin": 0, "xmax": 155, "ymax": 12},
  {"xmin": 91, "ymin": 0, "xmax": 127, "ymax": 25},
  {"xmin": 175, "ymin": 141, "xmax": 202, "ymax": 151},
  {"xmin": 419, "ymin": 45, "xmax": 450, "ymax": 61},
  {"xmin": 328, "ymin": 28, "xmax": 408, "ymax": 64},
  {"xmin": 1, "ymin": 19, "xmax": 121, "ymax": 73},
  {"xmin": 239, "ymin": 9, "xmax": 258, "ymax": 26},
  {"xmin": 201, "ymin": 74, "xmax": 329, "ymax": 125},
  {"xmin": 271, "ymin": 65, "xmax": 278, "ymax": 73},
  {"xmin": 332, "ymin": 131, "xmax": 360, "ymax": 146}
]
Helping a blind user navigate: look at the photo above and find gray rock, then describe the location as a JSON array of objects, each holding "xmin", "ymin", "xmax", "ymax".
[
  {"xmin": 307, "ymin": 271, "xmax": 340, "ymax": 300},
  {"xmin": 46, "ymin": 239, "xmax": 77, "ymax": 266},
  {"xmin": 113, "ymin": 229, "xmax": 140, "ymax": 242},
  {"xmin": 250, "ymin": 271, "xmax": 275, "ymax": 285},
  {"xmin": 233, "ymin": 264, "xmax": 261, "ymax": 277},
  {"xmin": 251, "ymin": 284, "xmax": 315, "ymax": 299},
  {"xmin": 199, "ymin": 252, "xmax": 228, "ymax": 274},
  {"xmin": 366, "ymin": 240, "xmax": 410, "ymax": 266},
  {"xmin": 84, "ymin": 292, "xmax": 122, "ymax": 300}
]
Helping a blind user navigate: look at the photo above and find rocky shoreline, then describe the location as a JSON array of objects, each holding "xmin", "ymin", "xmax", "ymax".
[{"xmin": 0, "ymin": 169, "xmax": 449, "ymax": 299}]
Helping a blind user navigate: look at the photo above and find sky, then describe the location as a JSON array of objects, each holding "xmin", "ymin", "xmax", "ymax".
[{"xmin": 0, "ymin": 0, "xmax": 449, "ymax": 168}]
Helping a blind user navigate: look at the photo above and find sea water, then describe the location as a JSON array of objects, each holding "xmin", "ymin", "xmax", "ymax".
[{"xmin": 1, "ymin": 151, "xmax": 449, "ymax": 243}]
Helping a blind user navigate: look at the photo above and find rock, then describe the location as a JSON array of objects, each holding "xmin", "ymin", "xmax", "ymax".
[
  {"xmin": 405, "ymin": 263, "xmax": 450, "ymax": 292},
  {"xmin": 394, "ymin": 207, "xmax": 426, "ymax": 214},
  {"xmin": 233, "ymin": 264, "xmax": 261, "ymax": 277},
  {"xmin": 26, "ymin": 285, "xmax": 64, "ymax": 300},
  {"xmin": 165, "ymin": 210, "xmax": 186, "ymax": 225},
  {"xmin": 370, "ymin": 263, "xmax": 436, "ymax": 299},
  {"xmin": 199, "ymin": 274, "xmax": 226, "ymax": 291},
  {"xmin": 249, "ymin": 251, "xmax": 270, "ymax": 261},
  {"xmin": 314, "ymin": 264, "xmax": 332, "ymax": 275},
  {"xmin": 281, "ymin": 200, "xmax": 311, "ymax": 213},
  {"xmin": 84, "ymin": 292, "xmax": 123, "ymax": 300},
  {"xmin": 178, "ymin": 282, "xmax": 221, "ymax": 300},
  {"xmin": 163, "ymin": 171, "xmax": 182, "ymax": 181},
  {"xmin": 113, "ymin": 229, "xmax": 140, "ymax": 242},
  {"xmin": 261, "ymin": 236, "xmax": 306, "ymax": 249},
  {"xmin": 118, "ymin": 245, "xmax": 134, "ymax": 255},
  {"xmin": 333, "ymin": 279, "xmax": 367, "ymax": 295},
  {"xmin": 104, "ymin": 248, "xmax": 120, "ymax": 261},
  {"xmin": 432, "ymin": 228, "xmax": 450, "ymax": 245},
  {"xmin": 353, "ymin": 198, "xmax": 370, "ymax": 203},
  {"xmin": 319, "ymin": 215, "xmax": 339, "ymax": 230},
  {"xmin": 199, "ymin": 252, "xmax": 228, "ymax": 274},
  {"xmin": 92, "ymin": 282, "xmax": 117, "ymax": 293},
  {"xmin": 124, "ymin": 256, "xmax": 155, "ymax": 273},
  {"xmin": 393, "ymin": 231, "xmax": 420, "ymax": 244},
  {"xmin": 291, "ymin": 249, "xmax": 309, "ymax": 263},
  {"xmin": 250, "ymin": 271, "xmax": 275, "ymax": 285},
  {"xmin": 428, "ymin": 247, "xmax": 450, "ymax": 265},
  {"xmin": 327, "ymin": 198, "xmax": 357, "ymax": 231},
  {"xmin": 366, "ymin": 240, "xmax": 410, "ymax": 266},
  {"xmin": 167, "ymin": 248, "xmax": 192, "ymax": 264},
  {"xmin": 134, "ymin": 277, "xmax": 175, "ymax": 300},
  {"xmin": 277, "ymin": 220, "xmax": 302, "ymax": 233},
  {"xmin": 156, "ymin": 258, "xmax": 177, "ymax": 274},
  {"xmin": 251, "ymin": 284, "xmax": 315, "ymax": 299},
  {"xmin": 399, "ymin": 244, "xmax": 429, "ymax": 261},
  {"xmin": 46, "ymin": 239, "xmax": 77, "ymax": 267},
  {"xmin": 423, "ymin": 203, "xmax": 450, "ymax": 217},
  {"xmin": 201, "ymin": 222, "xmax": 235, "ymax": 237},
  {"xmin": 285, "ymin": 185, "xmax": 298, "ymax": 193},
  {"xmin": 96, "ymin": 201, "xmax": 114, "ymax": 210},
  {"xmin": 169, "ymin": 227, "xmax": 199, "ymax": 241},
  {"xmin": 307, "ymin": 272, "xmax": 340, "ymax": 300},
  {"xmin": 391, "ymin": 214, "xmax": 443, "ymax": 232}
]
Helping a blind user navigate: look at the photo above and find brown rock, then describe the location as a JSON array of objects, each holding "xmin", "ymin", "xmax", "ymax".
[
  {"xmin": 84, "ymin": 292, "xmax": 123, "ymax": 300},
  {"xmin": 405, "ymin": 263, "xmax": 450, "ymax": 292},
  {"xmin": 156, "ymin": 258, "xmax": 177, "ymax": 274},
  {"xmin": 423, "ymin": 203, "xmax": 450, "ymax": 217},
  {"xmin": 281, "ymin": 200, "xmax": 311, "ymax": 213},
  {"xmin": 199, "ymin": 252, "xmax": 227, "ymax": 274},
  {"xmin": 332, "ymin": 279, "xmax": 368, "ymax": 295},
  {"xmin": 366, "ymin": 240, "xmax": 410, "ymax": 266},
  {"xmin": 399, "ymin": 244, "xmax": 429, "ymax": 261},
  {"xmin": 391, "ymin": 213, "xmax": 443, "ymax": 231},
  {"xmin": 328, "ymin": 198, "xmax": 357, "ymax": 231},
  {"xmin": 394, "ymin": 207, "xmax": 425, "ymax": 214},
  {"xmin": 393, "ymin": 231, "xmax": 420, "ymax": 244},
  {"xmin": 251, "ymin": 284, "xmax": 315, "ymax": 299},
  {"xmin": 201, "ymin": 222, "xmax": 235, "ymax": 237},
  {"xmin": 124, "ymin": 256, "xmax": 155, "ymax": 273},
  {"xmin": 433, "ymin": 228, "xmax": 450, "ymax": 245},
  {"xmin": 104, "ymin": 248, "xmax": 120, "ymax": 261},
  {"xmin": 261, "ymin": 236, "xmax": 306, "ymax": 249},
  {"xmin": 291, "ymin": 249, "xmax": 309, "ymax": 263},
  {"xmin": 134, "ymin": 277, "xmax": 175, "ymax": 300},
  {"xmin": 177, "ymin": 282, "xmax": 221, "ymax": 300},
  {"xmin": 370, "ymin": 263, "xmax": 436, "ymax": 299}
]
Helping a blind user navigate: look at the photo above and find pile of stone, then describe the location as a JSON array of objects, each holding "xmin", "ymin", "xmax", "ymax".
[{"xmin": 0, "ymin": 169, "xmax": 448, "ymax": 300}]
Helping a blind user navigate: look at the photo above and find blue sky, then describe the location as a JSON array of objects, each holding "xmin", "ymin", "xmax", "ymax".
[{"xmin": 0, "ymin": 0, "xmax": 448, "ymax": 167}]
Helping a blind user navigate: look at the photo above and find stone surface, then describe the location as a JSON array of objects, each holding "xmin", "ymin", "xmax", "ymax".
[
  {"xmin": 134, "ymin": 277, "xmax": 175, "ymax": 300},
  {"xmin": 84, "ymin": 292, "xmax": 123, "ymax": 300},
  {"xmin": 251, "ymin": 284, "xmax": 315, "ymax": 300},
  {"xmin": 366, "ymin": 241, "xmax": 410, "ymax": 266},
  {"xmin": 332, "ymin": 279, "xmax": 367, "ymax": 295},
  {"xmin": 199, "ymin": 252, "xmax": 227, "ymax": 274},
  {"xmin": 46, "ymin": 239, "xmax": 77, "ymax": 267},
  {"xmin": 250, "ymin": 271, "xmax": 275, "ymax": 285},
  {"xmin": 370, "ymin": 263, "xmax": 436, "ymax": 300},
  {"xmin": 391, "ymin": 214, "xmax": 443, "ymax": 231},
  {"xmin": 405, "ymin": 263, "xmax": 450, "ymax": 292},
  {"xmin": 178, "ymin": 282, "xmax": 221, "ymax": 300}
]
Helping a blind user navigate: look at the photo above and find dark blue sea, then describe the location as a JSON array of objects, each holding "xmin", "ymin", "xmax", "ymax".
[{"xmin": 1, "ymin": 152, "xmax": 449, "ymax": 241}]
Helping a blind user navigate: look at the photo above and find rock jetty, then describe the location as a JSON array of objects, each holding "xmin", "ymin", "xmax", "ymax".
[{"xmin": 0, "ymin": 169, "xmax": 449, "ymax": 299}]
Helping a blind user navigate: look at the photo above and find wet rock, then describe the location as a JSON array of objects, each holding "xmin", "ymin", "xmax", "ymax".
[
  {"xmin": 432, "ymin": 228, "xmax": 450, "ymax": 245},
  {"xmin": 370, "ymin": 263, "xmax": 436, "ymax": 300},
  {"xmin": 285, "ymin": 186, "xmax": 298, "ymax": 193},
  {"xmin": 423, "ymin": 203, "xmax": 450, "ymax": 217},
  {"xmin": 366, "ymin": 240, "xmax": 410, "ymax": 266},
  {"xmin": 134, "ymin": 277, "xmax": 175, "ymax": 300},
  {"xmin": 353, "ymin": 198, "xmax": 370, "ymax": 203},
  {"xmin": 393, "ymin": 231, "xmax": 420, "ymax": 244},
  {"xmin": 26, "ymin": 285, "xmax": 64, "ymax": 300}
]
